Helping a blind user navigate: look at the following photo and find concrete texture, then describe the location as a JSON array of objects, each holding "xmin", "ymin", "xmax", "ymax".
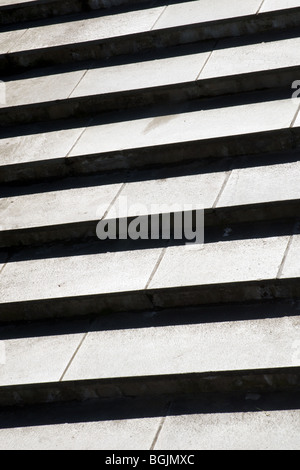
[
  {"xmin": 149, "ymin": 236, "xmax": 289, "ymax": 289},
  {"xmin": 2, "ymin": 35, "xmax": 299, "ymax": 128},
  {"xmin": 216, "ymin": 161, "xmax": 300, "ymax": 207},
  {"xmin": 0, "ymin": 178, "xmax": 122, "ymax": 231},
  {"xmin": 156, "ymin": 409, "xmax": 300, "ymax": 450},
  {"xmin": 0, "ymin": 29, "xmax": 27, "ymax": 55},
  {"xmin": 0, "ymin": 333, "xmax": 85, "ymax": 387},
  {"xmin": 1, "ymin": 0, "xmax": 300, "ymax": 451},
  {"xmin": 0, "ymin": 309, "xmax": 299, "ymax": 388},
  {"xmin": 259, "ymin": 0, "xmax": 300, "ymax": 13},
  {"xmin": 4, "ymin": 69, "xmax": 86, "ymax": 107},
  {"xmin": 105, "ymin": 170, "xmax": 227, "ymax": 219},
  {"xmin": 0, "ymin": 416, "xmax": 161, "ymax": 450},
  {"xmin": 70, "ymin": 49, "xmax": 211, "ymax": 98},
  {"xmin": 0, "ymin": 125, "xmax": 86, "ymax": 167},
  {"xmin": 279, "ymin": 235, "xmax": 300, "ymax": 279},
  {"xmin": 8, "ymin": 7, "xmax": 164, "ymax": 53},
  {"xmin": 200, "ymin": 36, "xmax": 300, "ymax": 79},
  {"xmin": 1, "ymin": 0, "xmax": 300, "ymax": 78},
  {"xmin": 69, "ymin": 98, "xmax": 297, "ymax": 157},
  {"xmin": 63, "ymin": 315, "xmax": 300, "ymax": 382},
  {"xmin": 153, "ymin": 0, "xmax": 263, "ymax": 30},
  {"xmin": 294, "ymin": 108, "xmax": 300, "ymax": 126},
  {"xmin": 0, "ymin": 245, "xmax": 163, "ymax": 304}
]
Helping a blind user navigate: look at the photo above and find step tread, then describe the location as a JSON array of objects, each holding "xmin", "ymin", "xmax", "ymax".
[
  {"xmin": 1, "ymin": 160, "xmax": 299, "ymax": 243},
  {"xmin": 260, "ymin": 0, "xmax": 300, "ymax": 13},
  {"xmin": 0, "ymin": 392, "xmax": 299, "ymax": 450},
  {"xmin": 68, "ymin": 98, "xmax": 298, "ymax": 157},
  {"xmin": 0, "ymin": 311, "xmax": 299, "ymax": 387},
  {"xmin": 0, "ymin": 235, "xmax": 298, "ymax": 307},
  {"xmin": 155, "ymin": 407, "xmax": 300, "ymax": 450},
  {"xmin": 1, "ymin": 6, "xmax": 165, "ymax": 54},
  {"xmin": 1, "ymin": 95, "xmax": 297, "ymax": 179},
  {"xmin": 1, "ymin": 34, "xmax": 300, "ymax": 117}
]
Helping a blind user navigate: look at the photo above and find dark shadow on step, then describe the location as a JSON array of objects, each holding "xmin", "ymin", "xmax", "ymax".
[{"xmin": 0, "ymin": 390, "xmax": 298, "ymax": 429}]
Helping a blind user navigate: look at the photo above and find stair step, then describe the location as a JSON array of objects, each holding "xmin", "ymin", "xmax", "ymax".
[
  {"xmin": 1, "ymin": 0, "xmax": 300, "ymax": 74},
  {"xmin": 0, "ymin": 391, "xmax": 298, "ymax": 449},
  {"xmin": 1, "ymin": 158, "xmax": 300, "ymax": 247},
  {"xmin": 0, "ymin": 0, "xmax": 156, "ymax": 25},
  {"xmin": 0, "ymin": 233, "xmax": 299, "ymax": 322},
  {"xmin": 1, "ymin": 92, "xmax": 299, "ymax": 183},
  {"xmin": 0, "ymin": 304, "xmax": 299, "ymax": 406},
  {"xmin": 1, "ymin": 32, "xmax": 300, "ymax": 126}
]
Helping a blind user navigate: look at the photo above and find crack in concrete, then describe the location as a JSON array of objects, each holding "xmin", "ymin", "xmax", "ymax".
[
  {"xmin": 150, "ymin": 401, "xmax": 171, "ymax": 450},
  {"xmin": 150, "ymin": 5, "xmax": 168, "ymax": 31},
  {"xmin": 145, "ymin": 245, "xmax": 167, "ymax": 290},
  {"xmin": 196, "ymin": 39, "xmax": 219, "ymax": 81},
  {"xmin": 277, "ymin": 235, "xmax": 294, "ymax": 279},
  {"xmin": 257, "ymin": 0, "xmax": 266, "ymax": 14},
  {"xmin": 59, "ymin": 332, "xmax": 89, "ymax": 382}
]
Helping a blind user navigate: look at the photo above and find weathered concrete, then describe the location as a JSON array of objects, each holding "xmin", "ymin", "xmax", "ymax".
[
  {"xmin": 0, "ymin": 392, "xmax": 299, "ymax": 449},
  {"xmin": 0, "ymin": 415, "xmax": 161, "ymax": 450},
  {"xmin": 102, "ymin": 169, "xmax": 226, "ymax": 218},
  {"xmin": 70, "ymin": 48, "xmax": 211, "ymax": 99},
  {"xmin": 0, "ymin": 235, "xmax": 299, "ymax": 322},
  {"xmin": 156, "ymin": 408, "xmax": 300, "ymax": 450},
  {"xmin": 153, "ymin": 0, "xmax": 263, "ymax": 30},
  {"xmin": 259, "ymin": 0, "xmax": 300, "ymax": 13},
  {"xmin": 69, "ymin": 98, "xmax": 297, "ymax": 158},
  {"xmin": 293, "ymin": 108, "xmax": 300, "ymax": 127},
  {"xmin": 200, "ymin": 35, "xmax": 300, "ymax": 80},
  {"xmin": 148, "ymin": 236, "xmax": 289, "ymax": 290},
  {"xmin": 2, "ymin": 159, "xmax": 300, "ymax": 248},
  {"xmin": 1, "ymin": 1, "xmax": 300, "ymax": 74},
  {"xmin": 0, "ymin": 123, "xmax": 86, "ymax": 168},
  {"xmin": 217, "ymin": 161, "xmax": 300, "ymax": 208},
  {"xmin": 280, "ymin": 235, "xmax": 300, "ymax": 279},
  {"xmin": 0, "ymin": 0, "xmax": 152, "ymax": 25},
  {"xmin": 0, "ymin": 176, "xmax": 122, "ymax": 245},
  {"xmin": 0, "ymin": 332, "xmax": 85, "ymax": 387},
  {"xmin": 0, "ymin": 244, "xmax": 163, "ymax": 306},
  {"xmin": 0, "ymin": 312, "xmax": 299, "ymax": 407},
  {"xmin": 0, "ymin": 0, "xmax": 299, "ymax": 451},
  {"xmin": 63, "ymin": 315, "xmax": 300, "ymax": 381},
  {"xmin": 0, "ymin": 28, "xmax": 27, "ymax": 55},
  {"xmin": 8, "ymin": 7, "xmax": 164, "ymax": 53},
  {"xmin": 1, "ymin": 34, "xmax": 300, "ymax": 127},
  {"xmin": 3, "ymin": 69, "xmax": 86, "ymax": 107}
]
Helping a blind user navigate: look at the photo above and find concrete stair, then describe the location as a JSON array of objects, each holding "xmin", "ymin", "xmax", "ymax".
[{"xmin": 0, "ymin": 0, "xmax": 300, "ymax": 450}]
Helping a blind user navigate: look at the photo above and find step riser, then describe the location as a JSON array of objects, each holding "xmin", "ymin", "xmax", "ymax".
[
  {"xmin": 0, "ymin": 368, "xmax": 299, "ymax": 407},
  {"xmin": 0, "ymin": 278, "xmax": 299, "ymax": 323},
  {"xmin": 1, "ymin": 10, "xmax": 300, "ymax": 75}
]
